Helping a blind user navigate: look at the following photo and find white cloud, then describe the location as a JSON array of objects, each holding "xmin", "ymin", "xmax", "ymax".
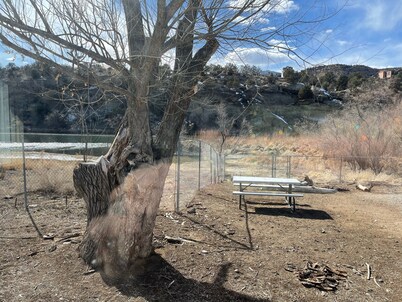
[
  {"xmin": 325, "ymin": 29, "xmax": 333, "ymax": 34},
  {"xmin": 336, "ymin": 40, "xmax": 348, "ymax": 46},
  {"xmin": 354, "ymin": 0, "xmax": 402, "ymax": 31},
  {"xmin": 229, "ymin": 0, "xmax": 299, "ymax": 14},
  {"xmin": 268, "ymin": 0, "xmax": 299, "ymax": 14},
  {"xmin": 261, "ymin": 26, "xmax": 277, "ymax": 32},
  {"xmin": 222, "ymin": 46, "xmax": 293, "ymax": 68},
  {"xmin": 232, "ymin": 15, "xmax": 270, "ymax": 26}
]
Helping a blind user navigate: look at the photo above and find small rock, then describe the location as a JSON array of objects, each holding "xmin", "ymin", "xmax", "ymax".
[
  {"xmin": 4, "ymin": 195, "xmax": 13, "ymax": 200},
  {"xmin": 227, "ymin": 229, "xmax": 235, "ymax": 235},
  {"xmin": 187, "ymin": 207, "xmax": 196, "ymax": 214},
  {"xmin": 201, "ymin": 250, "xmax": 208, "ymax": 254},
  {"xmin": 43, "ymin": 234, "xmax": 55, "ymax": 240},
  {"xmin": 48, "ymin": 245, "xmax": 57, "ymax": 252}
]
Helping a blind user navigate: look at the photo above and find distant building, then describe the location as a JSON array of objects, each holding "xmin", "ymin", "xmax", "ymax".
[{"xmin": 378, "ymin": 70, "xmax": 392, "ymax": 79}]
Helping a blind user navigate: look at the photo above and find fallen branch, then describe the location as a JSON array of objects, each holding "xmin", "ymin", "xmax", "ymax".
[
  {"xmin": 56, "ymin": 233, "xmax": 81, "ymax": 242},
  {"xmin": 164, "ymin": 235, "xmax": 198, "ymax": 244},
  {"xmin": 357, "ymin": 184, "xmax": 373, "ymax": 192},
  {"xmin": 294, "ymin": 186, "xmax": 337, "ymax": 194}
]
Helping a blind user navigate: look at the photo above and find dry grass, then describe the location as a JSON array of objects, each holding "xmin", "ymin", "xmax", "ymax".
[
  {"xmin": 32, "ymin": 164, "xmax": 76, "ymax": 195},
  {"xmin": 2, "ymin": 122, "xmax": 402, "ymax": 199},
  {"xmin": 198, "ymin": 127, "xmax": 402, "ymax": 185},
  {"xmin": 1, "ymin": 156, "xmax": 77, "ymax": 195},
  {"xmin": 198, "ymin": 130, "xmax": 321, "ymax": 156},
  {"xmin": 318, "ymin": 102, "xmax": 402, "ymax": 174}
]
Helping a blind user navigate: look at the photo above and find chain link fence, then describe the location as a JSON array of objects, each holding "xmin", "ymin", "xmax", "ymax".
[
  {"xmin": 0, "ymin": 134, "xmax": 224, "ymax": 212},
  {"xmin": 1, "ymin": 134, "xmax": 401, "ymax": 211},
  {"xmin": 224, "ymin": 153, "xmax": 402, "ymax": 184},
  {"xmin": 162, "ymin": 139, "xmax": 224, "ymax": 211}
]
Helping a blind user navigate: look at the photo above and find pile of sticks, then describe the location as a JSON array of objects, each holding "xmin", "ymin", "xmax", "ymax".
[{"xmin": 296, "ymin": 261, "xmax": 348, "ymax": 291}]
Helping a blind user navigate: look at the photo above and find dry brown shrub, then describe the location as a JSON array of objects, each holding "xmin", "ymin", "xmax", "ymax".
[
  {"xmin": 1, "ymin": 158, "xmax": 24, "ymax": 170},
  {"xmin": 319, "ymin": 102, "xmax": 402, "ymax": 174},
  {"xmin": 35, "ymin": 167, "xmax": 75, "ymax": 195},
  {"xmin": 29, "ymin": 158, "xmax": 76, "ymax": 195}
]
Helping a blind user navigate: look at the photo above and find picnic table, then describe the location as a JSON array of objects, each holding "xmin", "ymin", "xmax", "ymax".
[{"xmin": 233, "ymin": 175, "xmax": 303, "ymax": 212}]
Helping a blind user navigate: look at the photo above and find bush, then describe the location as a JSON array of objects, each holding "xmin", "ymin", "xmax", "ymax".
[
  {"xmin": 347, "ymin": 72, "xmax": 364, "ymax": 89},
  {"xmin": 319, "ymin": 103, "xmax": 402, "ymax": 174},
  {"xmin": 336, "ymin": 75, "xmax": 349, "ymax": 91},
  {"xmin": 298, "ymin": 85, "xmax": 314, "ymax": 100},
  {"xmin": 282, "ymin": 66, "xmax": 299, "ymax": 84},
  {"xmin": 390, "ymin": 72, "xmax": 402, "ymax": 92}
]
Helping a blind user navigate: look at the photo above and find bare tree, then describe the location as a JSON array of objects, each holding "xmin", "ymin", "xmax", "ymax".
[{"xmin": 0, "ymin": 0, "xmax": 340, "ymax": 278}]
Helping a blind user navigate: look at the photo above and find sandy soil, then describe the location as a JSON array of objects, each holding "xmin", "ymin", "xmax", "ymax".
[{"xmin": 1, "ymin": 180, "xmax": 402, "ymax": 302}]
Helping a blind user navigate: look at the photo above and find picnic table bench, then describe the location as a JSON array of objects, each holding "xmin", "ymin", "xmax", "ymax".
[{"xmin": 233, "ymin": 176, "xmax": 303, "ymax": 212}]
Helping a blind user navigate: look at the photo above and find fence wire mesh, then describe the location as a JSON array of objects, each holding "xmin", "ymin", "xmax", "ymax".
[
  {"xmin": 0, "ymin": 135, "xmax": 224, "ymax": 212},
  {"xmin": 1, "ymin": 134, "xmax": 401, "ymax": 211}
]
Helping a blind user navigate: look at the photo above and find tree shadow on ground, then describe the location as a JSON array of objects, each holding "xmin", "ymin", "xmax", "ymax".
[
  {"xmin": 181, "ymin": 214, "xmax": 251, "ymax": 250},
  {"xmin": 104, "ymin": 254, "xmax": 270, "ymax": 302},
  {"xmin": 252, "ymin": 207, "xmax": 333, "ymax": 220}
]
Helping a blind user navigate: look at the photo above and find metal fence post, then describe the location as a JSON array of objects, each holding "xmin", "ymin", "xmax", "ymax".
[
  {"xmin": 198, "ymin": 140, "xmax": 201, "ymax": 190},
  {"xmin": 209, "ymin": 145, "xmax": 213, "ymax": 184},
  {"xmin": 271, "ymin": 153, "xmax": 277, "ymax": 178},
  {"xmin": 175, "ymin": 140, "xmax": 181, "ymax": 212},
  {"xmin": 222, "ymin": 153, "xmax": 225, "ymax": 181},
  {"xmin": 287, "ymin": 156, "xmax": 291, "ymax": 178},
  {"xmin": 22, "ymin": 133, "xmax": 42, "ymax": 237},
  {"xmin": 214, "ymin": 151, "xmax": 217, "ymax": 183}
]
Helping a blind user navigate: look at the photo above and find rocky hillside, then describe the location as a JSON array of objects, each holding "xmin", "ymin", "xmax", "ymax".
[
  {"xmin": 1, "ymin": 62, "xmax": 401, "ymax": 135},
  {"xmin": 306, "ymin": 64, "xmax": 379, "ymax": 78}
]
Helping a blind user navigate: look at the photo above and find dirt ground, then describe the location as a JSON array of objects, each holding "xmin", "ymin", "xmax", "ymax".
[{"xmin": 1, "ymin": 181, "xmax": 402, "ymax": 302}]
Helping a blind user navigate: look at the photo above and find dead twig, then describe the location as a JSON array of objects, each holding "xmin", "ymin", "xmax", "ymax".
[
  {"xmin": 164, "ymin": 235, "xmax": 198, "ymax": 244},
  {"xmin": 373, "ymin": 277, "xmax": 381, "ymax": 287},
  {"xmin": 0, "ymin": 236, "xmax": 37, "ymax": 240},
  {"xmin": 366, "ymin": 263, "xmax": 371, "ymax": 280},
  {"xmin": 56, "ymin": 233, "xmax": 81, "ymax": 242},
  {"xmin": 83, "ymin": 269, "xmax": 96, "ymax": 275},
  {"xmin": 295, "ymin": 261, "xmax": 348, "ymax": 291}
]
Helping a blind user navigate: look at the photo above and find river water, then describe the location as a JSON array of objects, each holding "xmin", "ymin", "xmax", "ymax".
[{"xmin": 0, "ymin": 133, "xmax": 114, "ymax": 157}]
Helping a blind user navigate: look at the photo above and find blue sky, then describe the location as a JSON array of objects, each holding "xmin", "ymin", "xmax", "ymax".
[
  {"xmin": 213, "ymin": 0, "xmax": 402, "ymax": 71},
  {"xmin": 1, "ymin": 0, "xmax": 401, "ymax": 72}
]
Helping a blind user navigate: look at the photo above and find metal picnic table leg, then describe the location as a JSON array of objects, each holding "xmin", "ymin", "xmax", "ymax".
[
  {"xmin": 239, "ymin": 183, "xmax": 243, "ymax": 209},
  {"xmin": 289, "ymin": 184, "xmax": 295, "ymax": 212},
  {"xmin": 291, "ymin": 196, "xmax": 296, "ymax": 212}
]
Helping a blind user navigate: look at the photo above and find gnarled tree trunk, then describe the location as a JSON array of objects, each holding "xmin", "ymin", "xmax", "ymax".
[
  {"xmin": 73, "ymin": 118, "xmax": 171, "ymax": 278},
  {"xmin": 73, "ymin": 0, "xmax": 219, "ymax": 280}
]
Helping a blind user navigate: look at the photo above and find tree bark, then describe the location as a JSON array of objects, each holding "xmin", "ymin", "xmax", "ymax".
[
  {"xmin": 74, "ymin": 121, "xmax": 171, "ymax": 278},
  {"xmin": 73, "ymin": 2, "xmax": 219, "ymax": 279}
]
